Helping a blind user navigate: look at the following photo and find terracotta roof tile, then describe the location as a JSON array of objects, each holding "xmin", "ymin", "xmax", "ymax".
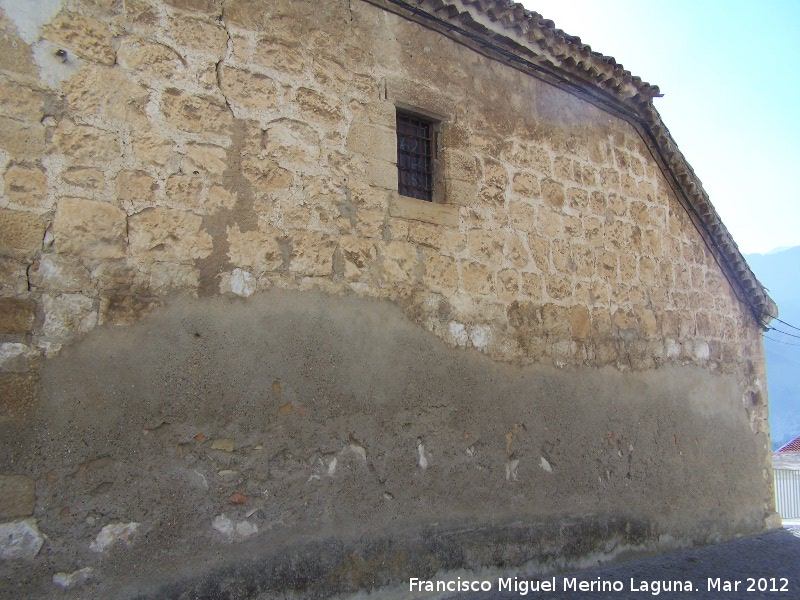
[{"xmin": 777, "ymin": 436, "xmax": 800, "ymax": 453}]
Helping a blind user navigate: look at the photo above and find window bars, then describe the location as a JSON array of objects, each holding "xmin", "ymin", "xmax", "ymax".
[{"xmin": 397, "ymin": 113, "xmax": 434, "ymax": 201}]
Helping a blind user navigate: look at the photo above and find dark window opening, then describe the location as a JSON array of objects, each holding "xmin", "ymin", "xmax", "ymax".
[{"xmin": 397, "ymin": 112, "xmax": 434, "ymax": 201}]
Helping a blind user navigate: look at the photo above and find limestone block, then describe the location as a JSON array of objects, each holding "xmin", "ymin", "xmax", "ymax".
[
  {"xmin": 29, "ymin": 254, "xmax": 90, "ymax": 292},
  {"xmin": 381, "ymin": 241, "xmax": 418, "ymax": 285},
  {"xmin": 496, "ymin": 268, "xmax": 519, "ymax": 301},
  {"xmin": 612, "ymin": 309, "xmax": 637, "ymax": 339},
  {"xmin": 600, "ymin": 167, "xmax": 620, "ymax": 190},
  {"xmin": 0, "ymin": 475, "xmax": 35, "ymax": 518},
  {"xmin": 535, "ymin": 208, "xmax": 563, "ymax": 238},
  {"xmin": 441, "ymin": 122, "xmax": 469, "ymax": 151},
  {"xmin": 554, "ymin": 157, "xmax": 572, "ymax": 181},
  {"xmin": 574, "ymin": 163, "xmax": 597, "ymax": 187},
  {"xmin": 183, "ymin": 144, "xmax": 227, "ymax": 176},
  {"xmin": 290, "ymin": 231, "xmax": 336, "ymax": 277},
  {"xmin": 389, "ymin": 195, "xmax": 458, "ymax": 228},
  {"xmin": 162, "ymin": 88, "xmax": 233, "ymax": 135},
  {"xmin": 542, "ymin": 304, "xmax": 570, "ymax": 336},
  {"xmin": 53, "ymin": 198, "xmax": 127, "ymax": 259},
  {"xmin": 447, "ymin": 180, "xmax": 479, "ymax": 207},
  {"xmin": 637, "ymin": 309, "xmax": 659, "ymax": 340},
  {"xmin": 406, "ymin": 222, "xmax": 443, "ymax": 249},
  {"xmin": 367, "ymin": 159, "xmax": 396, "ymax": 190},
  {"xmin": 117, "ymin": 38, "xmax": 184, "ymax": 79},
  {"xmin": 0, "ymin": 77, "xmax": 44, "ymax": 122},
  {"xmin": 0, "ymin": 117, "xmax": 46, "ymax": 160},
  {"xmin": 338, "ymin": 236, "xmax": 376, "ymax": 281},
  {"xmin": 504, "ymin": 234, "xmax": 529, "ymax": 269},
  {"xmin": 545, "ymin": 277, "xmax": 571, "ymax": 301},
  {"xmin": 507, "ymin": 202, "xmax": 536, "ymax": 234},
  {"xmin": 551, "ymin": 240, "xmax": 572, "ymax": 274},
  {"xmin": 572, "ymin": 245, "xmax": 595, "ymax": 278},
  {"xmin": 91, "ymin": 260, "xmax": 136, "ymax": 292},
  {"xmin": 444, "ymin": 150, "xmax": 478, "ymax": 184},
  {"xmin": 0, "ymin": 258, "xmax": 28, "ymax": 295},
  {"xmin": 264, "ymin": 119, "xmax": 321, "ymax": 162},
  {"xmin": 41, "ymin": 293, "xmax": 97, "ymax": 337},
  {"xmin": 207, "ymin": 186, "xmax": 237, "ymax": 212},
  {"xmin": 42, "ymin": 12, "xmax": 115, "ymax": 65},
  {"xmin": 145, "ymin": 262, "xmax": 200, "ymax": 295},
  {"xmin": 566, "ymin": 188, "xmax": 588, "ymax": 212},
  {"xmin": 4, "ymin": 164, "xmax": 47, "ymax": 209},
  {"xmin": 0, "ymin": 298, "xmax": 35, "ymax": 335},
  {"xmin": 219, "ymin": 66, "xmax": 280, "ymax": 112},
  {"xmin": 355, "ymin": 208, "xmax": 384, "ymax": 239},
  {"xmin": 116, "ymin": 170, "xmax": 157, "ymax": 211},
  {"xmin": 253, "ymin": 37, "xmax": 307, "ymax": 75},
  {"xmin": 63, "ymin": 167, "xmax": 104, "ymax": 190},
  {"xmin": 165, "ymin": 174, "xmax": 203, "ymax": 212},
  {"xmin": 65, "ymin": 64, "xmax": 148, "ymax": 123},
  {"xmin": 507, "ymin": 300, "xmax": 542, "ymax": 333},
  {"xmin": 227, "ymin": 224, "xmax": 283, "ymax": 275},
  {"xmin": 54, "ymin": 121, "xmax": 120, "ymax": 165},
  {"xmin": 99, "ymin": 293, "xmax": 159, "ymax": 326},
  {"xmin": 128, "ymin": 207, "xmax": 212, "ymax": 263},
  {"xmin": 619, "ymin": 252, "xmax": 637, "ymax": 282},
  {"xmin": 621, "ymin": 174, "xmax": 637, "ymax": 197},
  {"xmin": 540, "ymin": 178, "xmax": 564, "ymax": 209},
  {"xmin": 460, "ymin": 260, "xmax": 493, "ymax": 295},
  {"xmin": 345, "ymin": 121, "xmax": 395, "ymax": 163},
  {"xmin": 122, "ymin": 0, "xmax": 159, "ymax": 32},
  {"xmin": 359, "ymin": 100, "xmax": 395, "ymax": 129},
  {"xmin": 564, "ymin": 215, "xmax": 583, "ymax": 239},
  {"xmin": 223, "ymin": 0, "xmax": 271, "ymax": 29},
  {"xmin": 295, "ymin": 87, "xmax": 344, "ymax": 125},
  {"xmin": 0, "ymin": 209, "xmax": 45, "ymax": 260},
  {"xmin": 467, "ymin": 229, "xmax": 503, "ymax": 263},
  {"xmin": 167, "ymin": 15, "xmax": 227, "ymax": 57},
  {"xmin": 511, "ymin": 172, "xmax": 538, "ymax": 199},
  {"xmin": 245, "ymin": 160, "xmax": 293, "ymax": 194},
  {"xmin": 571, "ymin": 306, "xmax": 591, "ymax": 340},
  {"xmin": 526, "ymin": 235, "xmax": 549, "ymax": 273},
  {"xmin": 131, "ymin": 128, "xmax": 175, "ymax": 166},
  {"xmin": 423, "ymin": 253, "xmax": 457, "ymax": 291}
]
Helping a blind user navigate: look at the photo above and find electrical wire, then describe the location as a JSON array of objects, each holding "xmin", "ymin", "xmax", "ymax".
[
  {"xmin": 766, "ymin": 326, "xmax": 800, "ymax": 340},
  {"xmin": 764, "ymin": 335, "xmax": 800, "ymax": 347},
  {"xmin": 774, "ymin": 317, "xmax": 800, "ymax": 332}
]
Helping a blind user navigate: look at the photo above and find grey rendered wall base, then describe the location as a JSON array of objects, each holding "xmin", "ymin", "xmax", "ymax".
[{"xmin": 0, "ymin": 290, "xmax": 768, "ymax": 598}]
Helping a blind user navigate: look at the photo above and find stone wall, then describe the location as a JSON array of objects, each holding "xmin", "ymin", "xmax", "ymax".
[{"xmin": 0, "ymin": 0, "xmax": 774, "ymax": 597}]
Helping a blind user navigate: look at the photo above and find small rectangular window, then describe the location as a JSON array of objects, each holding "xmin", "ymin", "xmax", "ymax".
[{"xmin": 397, "ymin": 112, "xmax": 434, "ymax": 202}]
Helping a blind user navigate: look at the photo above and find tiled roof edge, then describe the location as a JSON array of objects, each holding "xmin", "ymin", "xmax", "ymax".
[{"xmin": 378, "ymin": 0, "xmax": 776, "ymax": 325}]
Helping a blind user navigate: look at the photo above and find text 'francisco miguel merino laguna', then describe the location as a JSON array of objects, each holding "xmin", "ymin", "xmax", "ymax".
[{"xmin": 409, "ymin": 576, "xmax": 721, "ymax": 595}]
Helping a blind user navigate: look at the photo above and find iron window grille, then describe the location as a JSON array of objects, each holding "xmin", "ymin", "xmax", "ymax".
[{"xmin": 397, "ymin": 112, "xmax": 435, "ymax": 201}]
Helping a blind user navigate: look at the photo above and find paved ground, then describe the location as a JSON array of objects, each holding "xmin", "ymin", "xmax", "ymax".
[{"xmin": 446, "ymin": 524, "xmax": 800, "ymax": 600}]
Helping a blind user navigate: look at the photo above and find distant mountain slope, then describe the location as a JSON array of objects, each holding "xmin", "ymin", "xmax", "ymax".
[{"xmin": 744, "ymin": 246, "xmax": 800, "ymax": 449}]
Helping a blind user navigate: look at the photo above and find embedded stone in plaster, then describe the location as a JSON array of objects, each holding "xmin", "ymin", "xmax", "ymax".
[
  {"xmin": 225, "ymin": 268, "xmax": 255, "ymax": 297},
  {"xmin": 52, "ymin": 567, "xmax": 93, "ymax": 590},
  {"xmin": 0, "ymin": 519, "xmax": 44, "ymax": 561}
]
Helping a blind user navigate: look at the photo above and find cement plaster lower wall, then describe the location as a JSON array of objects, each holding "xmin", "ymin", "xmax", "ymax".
[{"xmin": 0, "ymin": 290, "xmax": 769, "ymax": 598}]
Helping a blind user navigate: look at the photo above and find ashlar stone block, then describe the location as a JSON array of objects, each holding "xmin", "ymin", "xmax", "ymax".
[{"xmin": 54, "ymin": 198, "xmax": 127, "ymax": 259}]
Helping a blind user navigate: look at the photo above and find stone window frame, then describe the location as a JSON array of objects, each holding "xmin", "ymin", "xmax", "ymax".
[{"xmin": 389, "ymin": 100, "xmax": 459, "ymax": 228}]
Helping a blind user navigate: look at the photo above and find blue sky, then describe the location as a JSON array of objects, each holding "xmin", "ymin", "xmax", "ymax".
[{"xmin": 524, "ymin": 0, "xmax": 800, "ymax": 255}]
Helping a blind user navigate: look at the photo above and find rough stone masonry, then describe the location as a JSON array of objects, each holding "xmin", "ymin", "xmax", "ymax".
[{"xmin": 0, "ymin": 0, "xmax": 779, "ymax": 597}]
